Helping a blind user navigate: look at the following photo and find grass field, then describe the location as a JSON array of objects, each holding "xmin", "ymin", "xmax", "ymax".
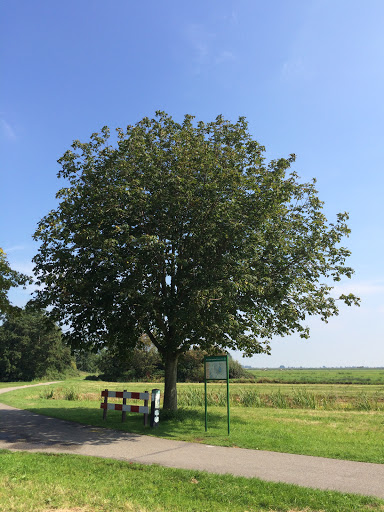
[
  {"xmin": 247, "ymin": 367, "xmax": 384, "ymax": 384},
  {"xmin": 1, "ymin": 450, "xmax": 383, "ymax": 512},
  {"xmin": 2, "ymin": 378, "xmax": 384, "ymax": 464}
]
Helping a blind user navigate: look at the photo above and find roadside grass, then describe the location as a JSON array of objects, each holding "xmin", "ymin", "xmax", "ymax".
[
  {"xmin": 2, "ymin": 380, "xmax": 384, "ymax": 464},
  {"xmin": 1, "ymin": 450, "xmax": 383, "ymax": 512},
  {"xmin": 248, "ymin": 368, "xmax": 384, "ymax": 385}
]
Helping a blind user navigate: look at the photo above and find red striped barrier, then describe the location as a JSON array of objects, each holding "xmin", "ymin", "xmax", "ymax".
[
  {"xmin": 100, "ymin": 389, "xmax": 160, "ymax": 427},
  {"xmin": 101, "ymin": 403, "xmax": 148, "ymax": 414},
  {"xmin": 101, "ymin": 390, "xmax": 149, "ymax": 401}
]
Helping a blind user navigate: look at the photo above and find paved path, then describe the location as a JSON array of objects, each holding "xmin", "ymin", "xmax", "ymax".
[{"xmin": 1, "ymin": 383, "xmax": 384, "ymax": 500}]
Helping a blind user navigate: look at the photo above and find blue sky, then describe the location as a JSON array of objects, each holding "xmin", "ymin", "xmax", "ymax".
[{"xmin": 1, "ymin": 0, "xmax": 383, "ymax": 367}]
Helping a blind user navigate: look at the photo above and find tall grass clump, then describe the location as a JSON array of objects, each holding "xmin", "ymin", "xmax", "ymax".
[
  {"xmin": 267, "ymin": 390, "xmax": 289, "ymax": 409},
  {"xmin": 38, "ymin": 386, "xmax": 80, "ymax": 401},
  {"xmin": 207, "ymin": 390, "xmax": 227, "ymax": 406},
  {"xmin": 178, "ymin": 388, "xmax": 228, "ymax": 407},
  {"xmin": 39, "ymin": 388, "xmax": 55, "ymax": 400},
  {"xmin": 178, "ymin": 388, "xmax": 205, "ymax": 407},
  {"xmin": 235, "ymin": 389, "xmax": 263, "ymax": 407},
  {"xmin": 64, "ymin": 387, "xmax": 80, "ymax": 401},
  {"xmin": 318, "ymin": 394, "xmax": 337, "ymax": 410},
  {"xmin": 354, "ymin": 392, "xmax": 381, "ymax": 411},
  {"xmin": 291, "ymin": 389, "xmax": 318, "ymax": 409}
]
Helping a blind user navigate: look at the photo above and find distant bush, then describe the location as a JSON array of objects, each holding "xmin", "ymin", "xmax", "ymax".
[
  {"xmin": 178, "ymin": 349, "xmax": 205, "ymax": 382},
  {"xmin": 228, "ymin": 358, "xmax": 251, "ymax": 379},
  {"xmin": 98, "ymin": 343, "xmax": 164, "ymax": 382}
]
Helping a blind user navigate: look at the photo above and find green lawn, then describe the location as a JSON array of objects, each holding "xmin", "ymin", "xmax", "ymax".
[
  {"xmin": 2, "ymin": 379, "xmax": 384, "ymax": 464},
  {"xmin": 0, "ymin": 450, "xmax": 383, "ymax": 512}
]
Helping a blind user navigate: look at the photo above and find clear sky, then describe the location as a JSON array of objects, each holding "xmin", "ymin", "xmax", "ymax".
[{"xmin": 1, "ymin": 0, "xmax": 383, "ymax": 367}]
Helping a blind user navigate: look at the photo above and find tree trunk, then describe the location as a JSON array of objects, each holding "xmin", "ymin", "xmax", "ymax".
[{"xmin": 162, "ymin": 352, "xmax": 179, "ymax": 411}]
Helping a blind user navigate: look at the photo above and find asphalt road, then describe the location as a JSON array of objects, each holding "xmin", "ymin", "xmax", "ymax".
[{"xmin": 1, "ymin": 382, "xmax": 384, "ymax": 499}]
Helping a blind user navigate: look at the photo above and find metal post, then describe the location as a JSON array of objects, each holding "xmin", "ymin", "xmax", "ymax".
[
  {"xmin": 204, "ymin": 359, "xmax": 208, "ymax": 432},
  {"xmin": 122, "ymin": 389, "xmax": 127, "ymax": 422},
  {"xmin": 103, "ymin": 389, "xmax": 108, "ymax": 420},
  {"xmin": 226, "ymin": 355, "xmax": 230, "ymax": 435},
  {"xmin": 144, "ymin": 390, "xmax": 149, "ymax": 426}
]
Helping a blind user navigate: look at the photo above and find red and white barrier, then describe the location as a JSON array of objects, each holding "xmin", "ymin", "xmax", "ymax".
[
  {"xmin": 101, "ymin": 390, "xmax": 149, "ymax": 401},
  {"xmin": 101, "ymin": 403, "xmax": 148, "ymax": 414},
  {"xmin": 100, "ymin": 388, "xmax": 160, "ymax": 427}
]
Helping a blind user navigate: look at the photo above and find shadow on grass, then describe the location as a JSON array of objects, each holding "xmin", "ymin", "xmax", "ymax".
[
  {"xmin": 0, "ymin": 403, "xmax": 243, "ymax": 451},
  {"xmin": 156, "ymin": 407, "xmax": 248, "ymax": 439},
  {"xmin": 0, "ymin": 405, "xmax": 150, "ymax": 449}
]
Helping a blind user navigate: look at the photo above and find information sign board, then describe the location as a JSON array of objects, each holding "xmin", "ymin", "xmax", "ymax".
[
  {"xmin": 204, "ymin": 355, "xmax": 230, "ymax": 434},
  {"xmin": 205, "ymin": 357, "xmax": 227, "ymax": 380}
]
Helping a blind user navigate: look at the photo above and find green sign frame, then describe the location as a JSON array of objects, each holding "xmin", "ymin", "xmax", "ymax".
[{"xmin": 204, "ymin": 355, "xmax": 230, "ymax": 435}]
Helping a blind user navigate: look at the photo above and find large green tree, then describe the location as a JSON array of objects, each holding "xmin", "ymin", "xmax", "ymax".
[
  {"xmin": 0, "ymin": 309, "xmax": 73, "ymax": 381},
  {"xmin": 32, "ymin": 112, "xmax": 359, "ymax": 409}
]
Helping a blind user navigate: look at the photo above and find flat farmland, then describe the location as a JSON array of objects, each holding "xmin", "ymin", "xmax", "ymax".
[{"xmin": 247, "ymin": 367, "xmax": 384, "ymax": 384}]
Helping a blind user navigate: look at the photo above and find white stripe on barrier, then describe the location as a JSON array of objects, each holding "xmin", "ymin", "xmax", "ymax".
[
  {"xmin": 103, "ymin": 391, "xmax": 150, "ymax": 400},
  {"xmin": 104, "ymin": 403, "xmax": 149, "ymax": 414}
]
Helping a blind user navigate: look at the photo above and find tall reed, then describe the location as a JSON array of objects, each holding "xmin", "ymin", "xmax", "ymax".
[{"xmin": 37, "ymin": 385, "xmax": 384, "ymax": 411}]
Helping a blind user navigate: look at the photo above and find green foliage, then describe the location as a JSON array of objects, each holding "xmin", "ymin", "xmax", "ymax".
[
  {"xmin": 95, "ymin": 345, "xmax": 248, "ymax": 383},
  {"xmin": 32, "ymin": 112, "xmax": 359, "ymax": 409},
  {"xmin": 177, "ymin": 348, "xmax": 205, "ymax": 382},
  {"xmin": 97, "ymin": 346, "xmax": 216, "ymax": 383},
  {"xmin": 0, "ymin": 248, "xmax": 32, "ymax": 316},
  {"xmin": 73, "ymin": 350, "xmax": 101, "ymax": 373},
  {"xmin": 228, "ymin": 356, "xmax": 249, "ymax": 379},
  {"xmin": 98, "ymin": 343, "xmax": 163, "ymax": 382},
  {"xmin": 0, "ymin": 309, "xmax": 74, "ymax": 381},
  {"xmin": 178, "ymin": 351, "xmax": 252, "ymax": 382}
]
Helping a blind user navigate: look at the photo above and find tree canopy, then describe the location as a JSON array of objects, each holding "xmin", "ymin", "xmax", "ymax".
[
  {"xmin": 0, "ymin": 248, "xmax": 31, "ymax": 316},
  {"xmin": 0, "ymin": 309, "xmax": 73, "ymax": 381},
  {"xmin": 32, "ymin": 112, "xmax": 359, "ymax": 409}
]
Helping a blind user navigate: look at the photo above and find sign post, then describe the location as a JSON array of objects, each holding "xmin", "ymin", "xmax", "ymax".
[
  {"xmin": 150, "ymin": 388, "xmax": 161, "ymax": 428},
  {"xmin": 204, "ymin": 355, "xmax": 230, "ymax": 435}
]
